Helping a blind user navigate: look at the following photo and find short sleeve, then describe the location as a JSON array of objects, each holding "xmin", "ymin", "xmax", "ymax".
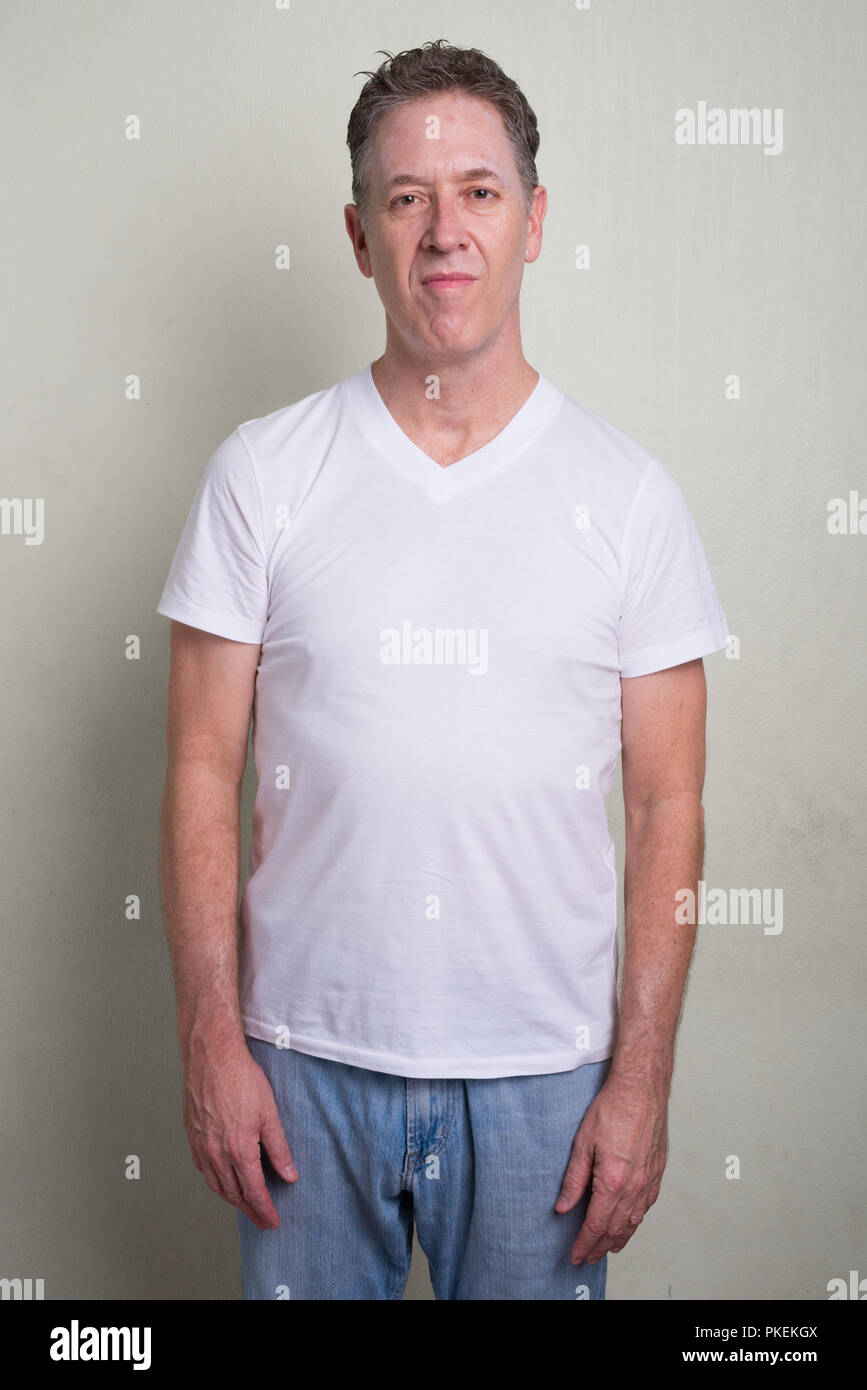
[
  {"xmin": 156, "ymin": 429, "xmax": 268, "ymax": 644},
  {"xmin": 617, "ymin": 455, "xmax": 729, "ymax": 677}
]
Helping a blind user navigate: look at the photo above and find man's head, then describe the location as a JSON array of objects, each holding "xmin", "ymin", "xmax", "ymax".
[{"xmin": 344, "ymin": 40, "xmax": 545, "ymax": 366}]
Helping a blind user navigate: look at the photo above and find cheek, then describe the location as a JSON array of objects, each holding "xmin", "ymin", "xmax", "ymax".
[
  {"xmin": 377, "ymin": 239, "xmax": 413, "ymax": 290},
  {"xmin": 368, "ymin": 247, "xmax": 404, "ymax": 302},
  {"xmin": 484, "ymin": 221, "xmax": 526, "ymax": 266},
  {"xmin": 486, "ymin": 234, "xmax": 526, "ymax": 290}
]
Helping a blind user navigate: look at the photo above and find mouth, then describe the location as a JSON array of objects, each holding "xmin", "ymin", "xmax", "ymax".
[{"xmin": 421, "ymin": 274, "xmax": 476, "ymax": 290}]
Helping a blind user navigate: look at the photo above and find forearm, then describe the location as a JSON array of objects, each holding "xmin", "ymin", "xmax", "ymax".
[
  {"xmin": 160, "ymin": 763, "xmax": 247, "ymax": 1063},
  {"xmin": 607, "ymin": 796, "xmax": 704, "ymax": 1096}
]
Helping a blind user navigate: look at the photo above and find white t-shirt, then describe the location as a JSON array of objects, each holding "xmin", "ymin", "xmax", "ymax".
[{"xmin": 157, "ymin": 363, "xmax": 729, "ymax": 1079}]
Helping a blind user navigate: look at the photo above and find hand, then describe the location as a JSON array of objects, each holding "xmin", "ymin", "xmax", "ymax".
[
  {"xmin": 554, "ymin": 1075, "xmax": 668, "ymax": 1265},
  {"xmin": 182, "ymin": 1040, "xmax": 298, "ymax": 1231}
]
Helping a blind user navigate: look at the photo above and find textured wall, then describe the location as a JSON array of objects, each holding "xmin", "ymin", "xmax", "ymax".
[{"xmin": 2, "ymin": 0, "xmax": 864, "ymax": 1301}]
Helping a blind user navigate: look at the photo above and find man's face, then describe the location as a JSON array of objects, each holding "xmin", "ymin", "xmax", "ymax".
[{"xmin": 345, "ymin": 91, "xmax": 545, "ymax": 363}]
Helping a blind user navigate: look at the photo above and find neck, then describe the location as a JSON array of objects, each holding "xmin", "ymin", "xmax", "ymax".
[{"xmin": 370, "ymin": 332, "xmax": 539, "ymax": 468}]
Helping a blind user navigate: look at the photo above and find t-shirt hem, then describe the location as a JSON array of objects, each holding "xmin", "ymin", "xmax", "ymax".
[
  {"xmin": 156, "ymin": 595, "xmax": 265, "ymax": 645},
  {"xmin": 241, "ymin": 1017, "xmax": 614, "ymax": 1079},
  {"xmin": 619, "ymin": 622, "xmax": 729, "ymax": 678}
]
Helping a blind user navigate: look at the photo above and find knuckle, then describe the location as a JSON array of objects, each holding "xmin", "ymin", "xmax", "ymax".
[{"xmin": 225, "ymin": 1134, "xmax": 259, "ymax": 1165}]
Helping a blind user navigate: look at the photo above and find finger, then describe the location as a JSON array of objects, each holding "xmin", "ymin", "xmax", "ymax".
[
  {"xmin": 201, "ymin": 1138, "xmax": 241, "ymax": 1200},
  {"xmin": 633, "ymin": 1175, "xmax": 663, "ymax": 1221},
  {"xmin": 233, "ymin": 1155, "xmax": 281, "ymax": 1230},
  {"xmin": 209, "ymin": 1155, "xmax": 274, "ymax": 1231},
  {"xmin": 580, "ymin": 1209, "xmax": 643, "ymax": 1265},
  {"xmin": 260, "ymin": 1110, "xmax": 298, "ymax": 1182},
  {"xmin": 597, "ymin": 1181, "xmax": 645, "ymax": 1247},
  {"xmin": 570, "ymin": 1172, "xmax": 643, "ymax": 1263},
  {"xmin": 200, "ymin": 1158, "xmax": 223, "ymax": 1194},
  {"xmin": 200, "ymin": 1156, "xmax": 231, "ymax": 1204},
  {"xmin": 222, "ymin": 1131, "xmax": 282, "ymax": 1229},
  {"xmin": 576, "ymin": 1163, "xmax": 653, "ymax": 1262},
  {"xmin": 203, "ymin": 1157, "xmax": 272, "ymax": 1232},
  {"xmin": 235, "ymin": 1192, "xmax": 274, "ymax": 1231},
  {"xmin": 570, "ymin": 1188, "xmax": 615, "ymax": 1264},
  {"xmin": 607, "ymin": 1232, "xmax": 633, "ymax": 1254},
  {"xmin": 211, "ymin": 1157, "xmax": 244, "ymax": 1203},
  {"xmin": 555, "ymin": 1140, "xmax": 593, "ymax": 1213},
  {"xmin": 606, "ymin": 1182, "xmax": 656, "ymax": 1249}
]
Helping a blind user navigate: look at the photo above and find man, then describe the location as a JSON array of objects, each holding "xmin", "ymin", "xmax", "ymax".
[{"xmin": 157, "ymin": 39, "xmax": 729, "ymax": 1301}]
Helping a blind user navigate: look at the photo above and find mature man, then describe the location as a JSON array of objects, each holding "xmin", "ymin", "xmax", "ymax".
[{"xmin": 158, "ymin": 40, "xmax": 729, "ymax": 1301}]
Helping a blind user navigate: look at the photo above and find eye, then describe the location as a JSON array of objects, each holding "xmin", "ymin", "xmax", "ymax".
[
  {"xmin": 393, "ymin": 194, "xmax": 420, "ymax": 206},
  {"xmin": 470, "ymin": 188, "xmax": 496, "ymax": 200}
]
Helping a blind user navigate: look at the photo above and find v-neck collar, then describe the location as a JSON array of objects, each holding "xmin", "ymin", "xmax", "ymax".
[{"xmin": 343, "ymin": 362, "xmax": 565, "ymax": 504}]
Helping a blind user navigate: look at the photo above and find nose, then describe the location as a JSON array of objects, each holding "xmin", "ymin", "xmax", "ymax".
[{"xmin": 421, "ymin": 198, "xmax": 470, "ymax": 253}]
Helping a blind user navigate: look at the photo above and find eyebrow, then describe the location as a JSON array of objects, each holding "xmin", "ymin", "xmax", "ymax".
[{"xmin": 385, "ymin": 166, "xmax": 504, "ymax": 191}]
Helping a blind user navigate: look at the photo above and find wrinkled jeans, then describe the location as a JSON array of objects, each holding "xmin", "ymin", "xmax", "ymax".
[{"xmin": 238, "ymin": 1034, "xmax": 611, "ymax": 1300}]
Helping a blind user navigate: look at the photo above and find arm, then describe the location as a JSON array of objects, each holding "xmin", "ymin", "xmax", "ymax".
[
  {"xmin": 609, "ymin": 656, "xmax": 705, "ymax": 1096},
  {"xmin": 555, "ymin": 657, "xmax": 708, "ymax": 1264},
  {"xmin": 160, "ymin": 619, "xmax": 297, "ymax": 1231}
]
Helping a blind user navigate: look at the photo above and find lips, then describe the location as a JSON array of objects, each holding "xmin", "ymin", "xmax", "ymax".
[{"xmin": 421, "ymin": 274, "xmax": 476, "ymax": 285}]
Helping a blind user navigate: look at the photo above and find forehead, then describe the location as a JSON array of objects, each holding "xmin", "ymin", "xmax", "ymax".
[{"xmin": 370, "ymin": 92, "xmax": 514, "ymax": 174}]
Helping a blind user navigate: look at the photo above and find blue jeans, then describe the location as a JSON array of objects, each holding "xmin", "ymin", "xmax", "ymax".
[{"xmin": 237, "ymin": 1035, "xmax": 611, "ymax": 1300}]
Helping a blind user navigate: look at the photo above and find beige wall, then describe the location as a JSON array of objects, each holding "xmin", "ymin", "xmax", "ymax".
[{"xmin": 2, "ymin": 0, "xmax": 864, "ymax": 1300}]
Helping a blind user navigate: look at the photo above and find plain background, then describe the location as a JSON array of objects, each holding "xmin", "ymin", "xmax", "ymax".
[{"xmin": 2, "ymin": 0, "xmax": 864, "ymax": 1300}]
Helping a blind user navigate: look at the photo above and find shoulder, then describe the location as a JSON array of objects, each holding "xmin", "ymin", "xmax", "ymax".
[
  {"xmin": 233, "ymin": 372, "xmax": 351, "ymax": 465},
  {"xmin": 545, "ymin": 379, "xmax": 659, "ymax": 500}
]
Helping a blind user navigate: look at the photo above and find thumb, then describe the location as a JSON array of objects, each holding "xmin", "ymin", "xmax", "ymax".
[
  {"xmin": 555, "ymin": 1135, "xmax": 593, "ymax": 1213},
  {"xmin": 261, "ymin": 1108, "xmax": 298, "ymax": 1181}
]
